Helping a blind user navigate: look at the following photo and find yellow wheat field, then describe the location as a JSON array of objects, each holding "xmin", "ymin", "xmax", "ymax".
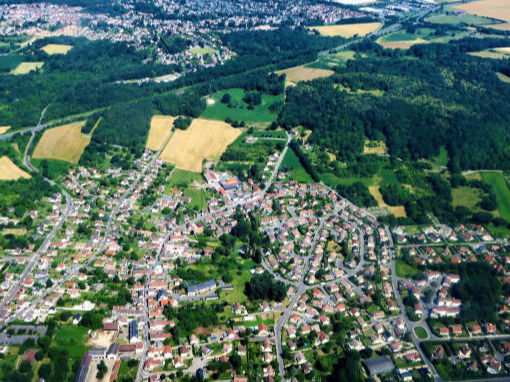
[
  {"xmin": 146, "ymin": 115, "xmax": 175, "ymax": 151},
  {"xmin": 33, "ymin": 121, "xmax": 91, "ymax": 164},
  {"xmin": 41, "ymin": 44, "xmax": 73, "ymax": 55},
  {"xmin": 277, "ymin": 66, "xmax": 334, "ymax": 84},
  {"xmin": 310, "ymin": 22, "xmax": 381, "ymax": 38},
  {"xmin": 377, "ymin": 39, "xmax": 428, "ymax": 50},
  {"xmin": 0, "ymin": 126, "xmax": 10, "ymax": 134},
  {"xmin": 455, "ymin": 0, "xmax": 510, "ymax": 23},
  {"xmin": 11, "ymin": 62, "xmax": 44, "ymax": 75},
  {"xmin": 0, "ymin": 156, "xmax": 31, "ymax": 180},
  {"xmin": 160, "ymin": 119, "xmax": 242, "ymax": 172},
  {"xmin": 369, "ymin": 186, "xmax": 407, "ymax": 217}
]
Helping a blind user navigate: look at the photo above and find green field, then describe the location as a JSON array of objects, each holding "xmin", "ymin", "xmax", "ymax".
[
  {"xmin": 183, "ymin": 188, "xmax": 207, "ymax": 210},
  {"xmin": 395, "ymin": 259, "xmax": 419, "ymax": 278},
  {"xmin": 201, "ymin": 88, "xmax": 283, "ymax": 123},
  {"xmin": 306, "ymin": 50, "xmax": 356, "ymax": 69},
  {"xmin": 168, "ymin": 168, "xmax": 204, "ymax": 187},
  {"xmin": 118, "ymin": 360, "xmax": 138, "ymax": 380},
  {"xmin": 281, "ymin": 147, "xmax": 314, "ymax": 183},
  {"xmin": 0, "ymin": 55, "xmax": 23, "ymax": 72},
  {"xmin": 431, "ymin": 146, "xmax": 449, "ymax": 170},
  {"xmin": 189, "ymin": 46, "xmax": 216, "ymax": 55},
  {"xmin": 320, "ymin": 173, "xmax": 373, "ymax": 187},
  {"xmin": 379, "ymin": 169, "xmax": 398, "ymax": 185},
  {"xmin": 452, "ymin": 187, "xmax": 483, "ymax": 209},
  {"xmin": 414, "ymin": 326, "xmax": 429, "ymax": 339},
  {"xmin": 425, "ymin": 14, "xmax": 494, "ymax": 26},
  {"xmin": 480, "ymin": 172, "xmax": 510, "ymax": 221},
  {"xmin": 380, "ymin": 32, "xmax": 418, "ymax": 42},
  {"xmin": 52, "ymin": 325, "xmax": 89, "ymax": 360}
]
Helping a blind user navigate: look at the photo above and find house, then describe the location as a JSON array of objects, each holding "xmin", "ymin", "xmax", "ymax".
[{"xmin": 258, "ymin": 323, "xmax": 270, "ymax": 337}]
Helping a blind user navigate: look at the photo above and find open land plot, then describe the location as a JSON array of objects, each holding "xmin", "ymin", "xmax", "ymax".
[
  {"xmin": 282, "ymin": 147, "xmax": 314, "ymax": 183},
  {"xmin": 201, "ymin": 88, "xmax": 283, "ymax": 123},
  {"xmin": 160, "ymin": 119, "xmax": 242, "ymax": 172},
  {"xmin": 333, "ymin": 0, "xmax": 377, "ymax": 4},
  {"xmin": 377, "ymin": 39, "xmax": 428, "ymax": 50},
  {"xmin": 0, "ymin": 55, "xmax": 22, "ymax": 72},
  {"xmin": 146, "ymin": 115, "xmax": 175, "ymax": 151},
  {"xmin": 454, "ymin": 0, "xmax": 510, "ymax": 23},
  {"xmin": 309, "ymin": 22, "xmax": 381, "ymax": 38},
  {"xmin": 363, "ymin": 140, "xmax": 387, "ymax": 155},
  {"xmin": 32, "ymin": 121, "xmax": 91, "ymax": 164},
  {"xmin": 468, "ymin": 48, "xmax": 510, "ymax": 59},
  {"xmin": 277, "ymin": 65, "xmax": 334, "ymax": 84},
  {"xmin": 306, "ymin": 50, "xmax": 356, "ymax": 69},
  {"xmin": 0, "ymin": 156, "xmax": 30, "ymax": 180},
  {"xmin": 497, "ymin": 72, "xmax": 510, "ymax": 83},
  {"xmin": 0, "ymin": 126, "xmax": 10, "ymax": 134},
  {"xmin": 425, "ymin": 13, "xmax": 495, "ymax": 26},
  {"xmin": 452, "ymin": 187, "xmax": 484, "ymax": 209},
  {"xmin": 368, "ymin": 186, "xmax": 406, "ymax": 217},
  {"xmin": 40, "ymin": 44, "xmax": 73, "ymax": 55},
  {"xmin": 189, "ymin": 46, "xmax": 216, "ymax": 55},
  {"xmin": 11, "ymin": 61, "xmax": 43, "ymax": 75},
  {"xmin": 480, "ymin": 171, "xmax": 510, "ymax": 221},
  {"xmin": 168, "ymin": 169, "xmax": 205, "ymax": 187}
]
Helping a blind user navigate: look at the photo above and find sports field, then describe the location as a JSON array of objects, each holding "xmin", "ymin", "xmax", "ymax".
[
  {"xmin": 41, "ymin": 44, "xmax": 73, "ymax": 55},
  {"xmin": 201, "ymin": 88, "xmax": 283, "ymax": 123},
  {"xmin": 0, "ymin": 126, "xmax": 10, "ymax": 134},
  {"xmin": 11, "ymin": 61, "xmax": 43, "ymax": 75},
  {"xmin": 277, "ymin": 65, "xmax": 334, "ymax": 85},
  {"xmin": 33, "ymin": 121, "xmax": 91, "ymax": 163},
  {"xmin": 160, "ymin": 119, "xmax": 242, "ymax": 172},
  {"xmin": 310, "ymin": 22, "xmax": 381, "ymax": 38},
  {"xmin": 0, "ymin": 156, "xmax": 30, "ymax": 180},
  {"xmin": 146, "ymin": 115, "xmax": 175, "ymax": 151}
]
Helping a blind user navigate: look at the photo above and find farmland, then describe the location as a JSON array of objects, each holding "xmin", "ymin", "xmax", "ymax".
[
  {"xmin": 33, "ymin": 121, "xmax": 92, "ymax": 164},
  {"xmin": 425, "ymin": 13, "xmax": 494, "ymax": 26},
  {"xmin": 40, "ymin": 44, "xmax": 73, "ymax": 55},
  {"xmin": 0, "ymin": 55, "xmax": 22, "ymax": 72},
  {"xmin": 454, "ymin": 0, "xmax": 510, "ymax": 30},
  {"xmin": 497, "ymin": 72, "xmax": 510, "ymax": 83},
  {"xmin": 0, "ymin": 156, "xmax": 31, "ymax": 180},
  {"xmin": 160, "ymin": 119, "xmax": 242, "ymax": 172},
  {"xmin": 146, "ymin": 115, "xmax": 175, "ymax": 151},
  {"xmin": 277, "ymin": 65, "xmax": 334, "ymax": 85},
  {"xmin": 309, "ymin": 22, "xmax": 381, "ymax": 38},
  {"xmin": 11, "ymin": 61, "xmax": 44, "ymax": 75},
  {"xmin": 201, "ymin": 88, "xmax": 283, "ymax": 123}
]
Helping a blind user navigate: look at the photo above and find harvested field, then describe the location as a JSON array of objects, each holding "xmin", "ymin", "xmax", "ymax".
[
  {"xmin": 469, "ymin": 48, "xmax": 510, "ymax": 59},
  {"xmin": 277, "ymin": 65, "xmax": 334, "ymax": 84},
  {"xmin": 363, "ymin": 140, "xmax": 387, "ymax": 155},
  {"xmin": 41, "ymin": 44, "xmax": 73, "ymax": 55},
  {"xmin": 0, "ymin": 156, "xmax": 30, "ymax": 180},
  {"xmin": 146, "ymin": 115, "xmax": 175, "ymax": 151},
  {"xmin": 378, "ymin": 39, "xmax": 428, "ymax": 50},
  {"xmin": 489, "ymin": 23, "xmax": 510, "ymax": 31},
  {"xmin": 454, "ymin": 0, "xmax": 510, "ymax": 24},
  {"xmin": 369, "ymin": 186, "xmax": 407, "ymax": 217},
  {"xmin": 310, "ymin": 22, "xmax": 381, "ymax": 38},
  {"xmin": 33, "ymin": 121, "xmax": 91, "ymax": 164},
  {"xmin": 497, "ymin": 72, "xmax": 510, "ymax": 83},
  {"xmin": 160, "ymin": 119, "xmax": 242, "ymax": 172},
  {"xmin": 11, "ymin": 61, "xmax": 43, "ymax": 75},
  {"xmin": 0, "ymin": 126, "xmax": 10, "ymax": 134}
]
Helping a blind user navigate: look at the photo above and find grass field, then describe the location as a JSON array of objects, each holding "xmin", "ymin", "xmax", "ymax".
[
  {"xmin": 118, "ymin": 361, "xmax": 138, "ymax": 380},
  {"xmin": 0, "ymin": 126, "xmax": 10, "ymax": 134},
  {"xmin": 33, "ymin": 120, "xmax": 91, "ymax": 164},
  {"xmin": 306, "ymin": 50, "xmax": 356, "ymax": 70},
  {"xmin": 425, "ymin": 13, "xmax": 494, "ymax": 26},
  {"xmin": 480, "ymin": 171, "xmax": 510, "ymax": 221},
  {"xmin": 52, "ymin": 325, "xmax": 89, "ymax": 360},
  {"xmin": 395, "ymin": 259, "xmax": 419, "ymax": 278},
  {"xmin": 40, "ymin": 44, "xmax": 73, "ymax": 55},
  {"xmin": 452, "ymin": 187, "xmax": 484, "ymax": 209},
  {"xmin": 146, "ymin": 115, "xmax": 175, "ymax": 151},
  {"xmin": 0, "ymin": 55, "xmax": 22, "ymax": 72},
  {"xmin": 454, "ymin": 0, "xmax": 510, "ymax": 24},
  {"xmin": 11, "ymin": 61, "xmax": 43, "ymax": 75},
  {"xmin": 189, "ymin": 46, "xmax": 216, "ymax": 55},
  {"xmin": 0, "ymin": 156, "xmax": 30, "ymax": 180},
  {"xmin": 277, "ymin": 65, "xmax": 334, "ymax": 85},
  {"xmin": 281, "ymin": 147, "xmax": 314, "ymax": 183},
  {"xmin": 183, "ymin": 188, "xmax": 207, "ymax": 210},
  {"xmin": 168, "ymin": 168, "xmax": 204, "ymax": 187},
  {"xmin": 160, "ymin": 119, "xmax": 241, "ymax": 172},
  {"xmin": 310, "ymin": 22, "xmax": 381, "ymax": 38},
  {"xmin": 431, "ymin": 146, "xmax": 449, "ymax": 170},
  {"xmin": 363, "ymin": 140, "xmax": 387, "ymax": 155},
  {"xmin": 469, "ymin": 49, "xmax": 510, "ymax": 59},
  {"xmin": 497, "ymin": 72, "xmax": 510, "ymax": 83},
  {"xmin": 201, "ymin": 88, "xmax": 283, "ymax": 123},
  {"xmin": 414, "ymin": 326, "xmax": 429, "ymax": 339}
]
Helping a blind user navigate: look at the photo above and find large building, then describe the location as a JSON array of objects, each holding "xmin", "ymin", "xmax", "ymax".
[
  {"xmin": 129, "ymin": 320, "xmax": 139, "ymax": 343},
  {"xmin": 187, "ymin": 280, "xmax": 216, "ymax": 296},
  {"xmin": 363, "ymin": 356, "xmax": 395, "ymax": 376}
]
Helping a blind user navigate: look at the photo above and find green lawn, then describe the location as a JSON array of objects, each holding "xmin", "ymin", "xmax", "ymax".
[
  {"xmin": 414, "ymin": 326, "xmax": 428, "ymax": 339},
  {"xmin": 52, "ymin": 325, "xmax": 89, "ymax": 360},
  {"xmin": 282, "ymin": 148, "xmax": 314, "ymax": 183},
  {"xmin": 201, "ymin": 88, "xmax": 282, "ymax": 123},
  {"xmin": 183, "ymin": 188, "xmax": 207, "ymax": 210},
  {"xmin": 481, "ymin": 171, "xmax": 510, "ymax": 221},
  {"xmin": 395, "ymin": 259, "xmax": 419, "ymax": 278},
  {"xmin": 168, "ymin": 168, "xmax": 204, "ymax": 187},
  {"xmin": 118, "ymin": 360, "xmax": 138, "ymax": 380}
]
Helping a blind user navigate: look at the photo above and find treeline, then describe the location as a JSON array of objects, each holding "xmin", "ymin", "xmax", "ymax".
[{"xmin": 289, "ymin": 140, "xmax": 319, "ymax": 181}]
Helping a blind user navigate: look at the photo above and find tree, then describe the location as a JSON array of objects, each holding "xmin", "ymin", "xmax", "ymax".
[
  {"xmin": 221, "ymin": 93, "xmax": 231, "ymax": 104},
  {"xmin": 38, "ymin": 363, "xmax": 51, "ymax": 379},
  {"xmin": 18, "ymin": 360, "xmax": 31, "ymax": 373},
  {"xmin": 96, "ymin": 360, "xmax": 107, "ymax": 379},
  {"xmin": 245, "ymin": 272, "xmax": 287, "ymax": 302}
]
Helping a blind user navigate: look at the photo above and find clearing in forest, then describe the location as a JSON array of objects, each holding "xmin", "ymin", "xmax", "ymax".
[
  {"xmin": 0, "ymin": 126, "xmax": 10, "ymax": 134},
  {"xmin": 369, "ymin": 186, "xmax": 407, "ymax": 217},
  {"xmin": 33, "ymin": 121, "xmax": 92, "ymax": 164},
  {"xmin": 277, "ymin": 65, "xmax": 334, "ymax": 84},
  {"xmin": 160, "ymin": 119, "xmax": 242, "ymax": 172},
  {"xmin": 309, "ymin": 22, "xmax": 381, "ymax": 38},
  {"xmin": 11, "ymin": 61, "xmax": 43, "ymax": 75},
  {"xmin": 146, "ymin": 115, "xmax": 175, "ymax": 151},
  {"xmin": 0, "ymin": 156, "xmax": 30, "ymax": 180},
  {"xmin": 41, "ymin": 44, "xmax": 73, "ymax": 55},
  {"xmin": 363, "ymin": 140, "xmax": 387, "ymax": 155}
]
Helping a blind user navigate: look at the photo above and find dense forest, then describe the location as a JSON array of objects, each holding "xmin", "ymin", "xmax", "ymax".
[{"xmin": 279, "ymin": 37, "xmax": 510, "ymax": 171}]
